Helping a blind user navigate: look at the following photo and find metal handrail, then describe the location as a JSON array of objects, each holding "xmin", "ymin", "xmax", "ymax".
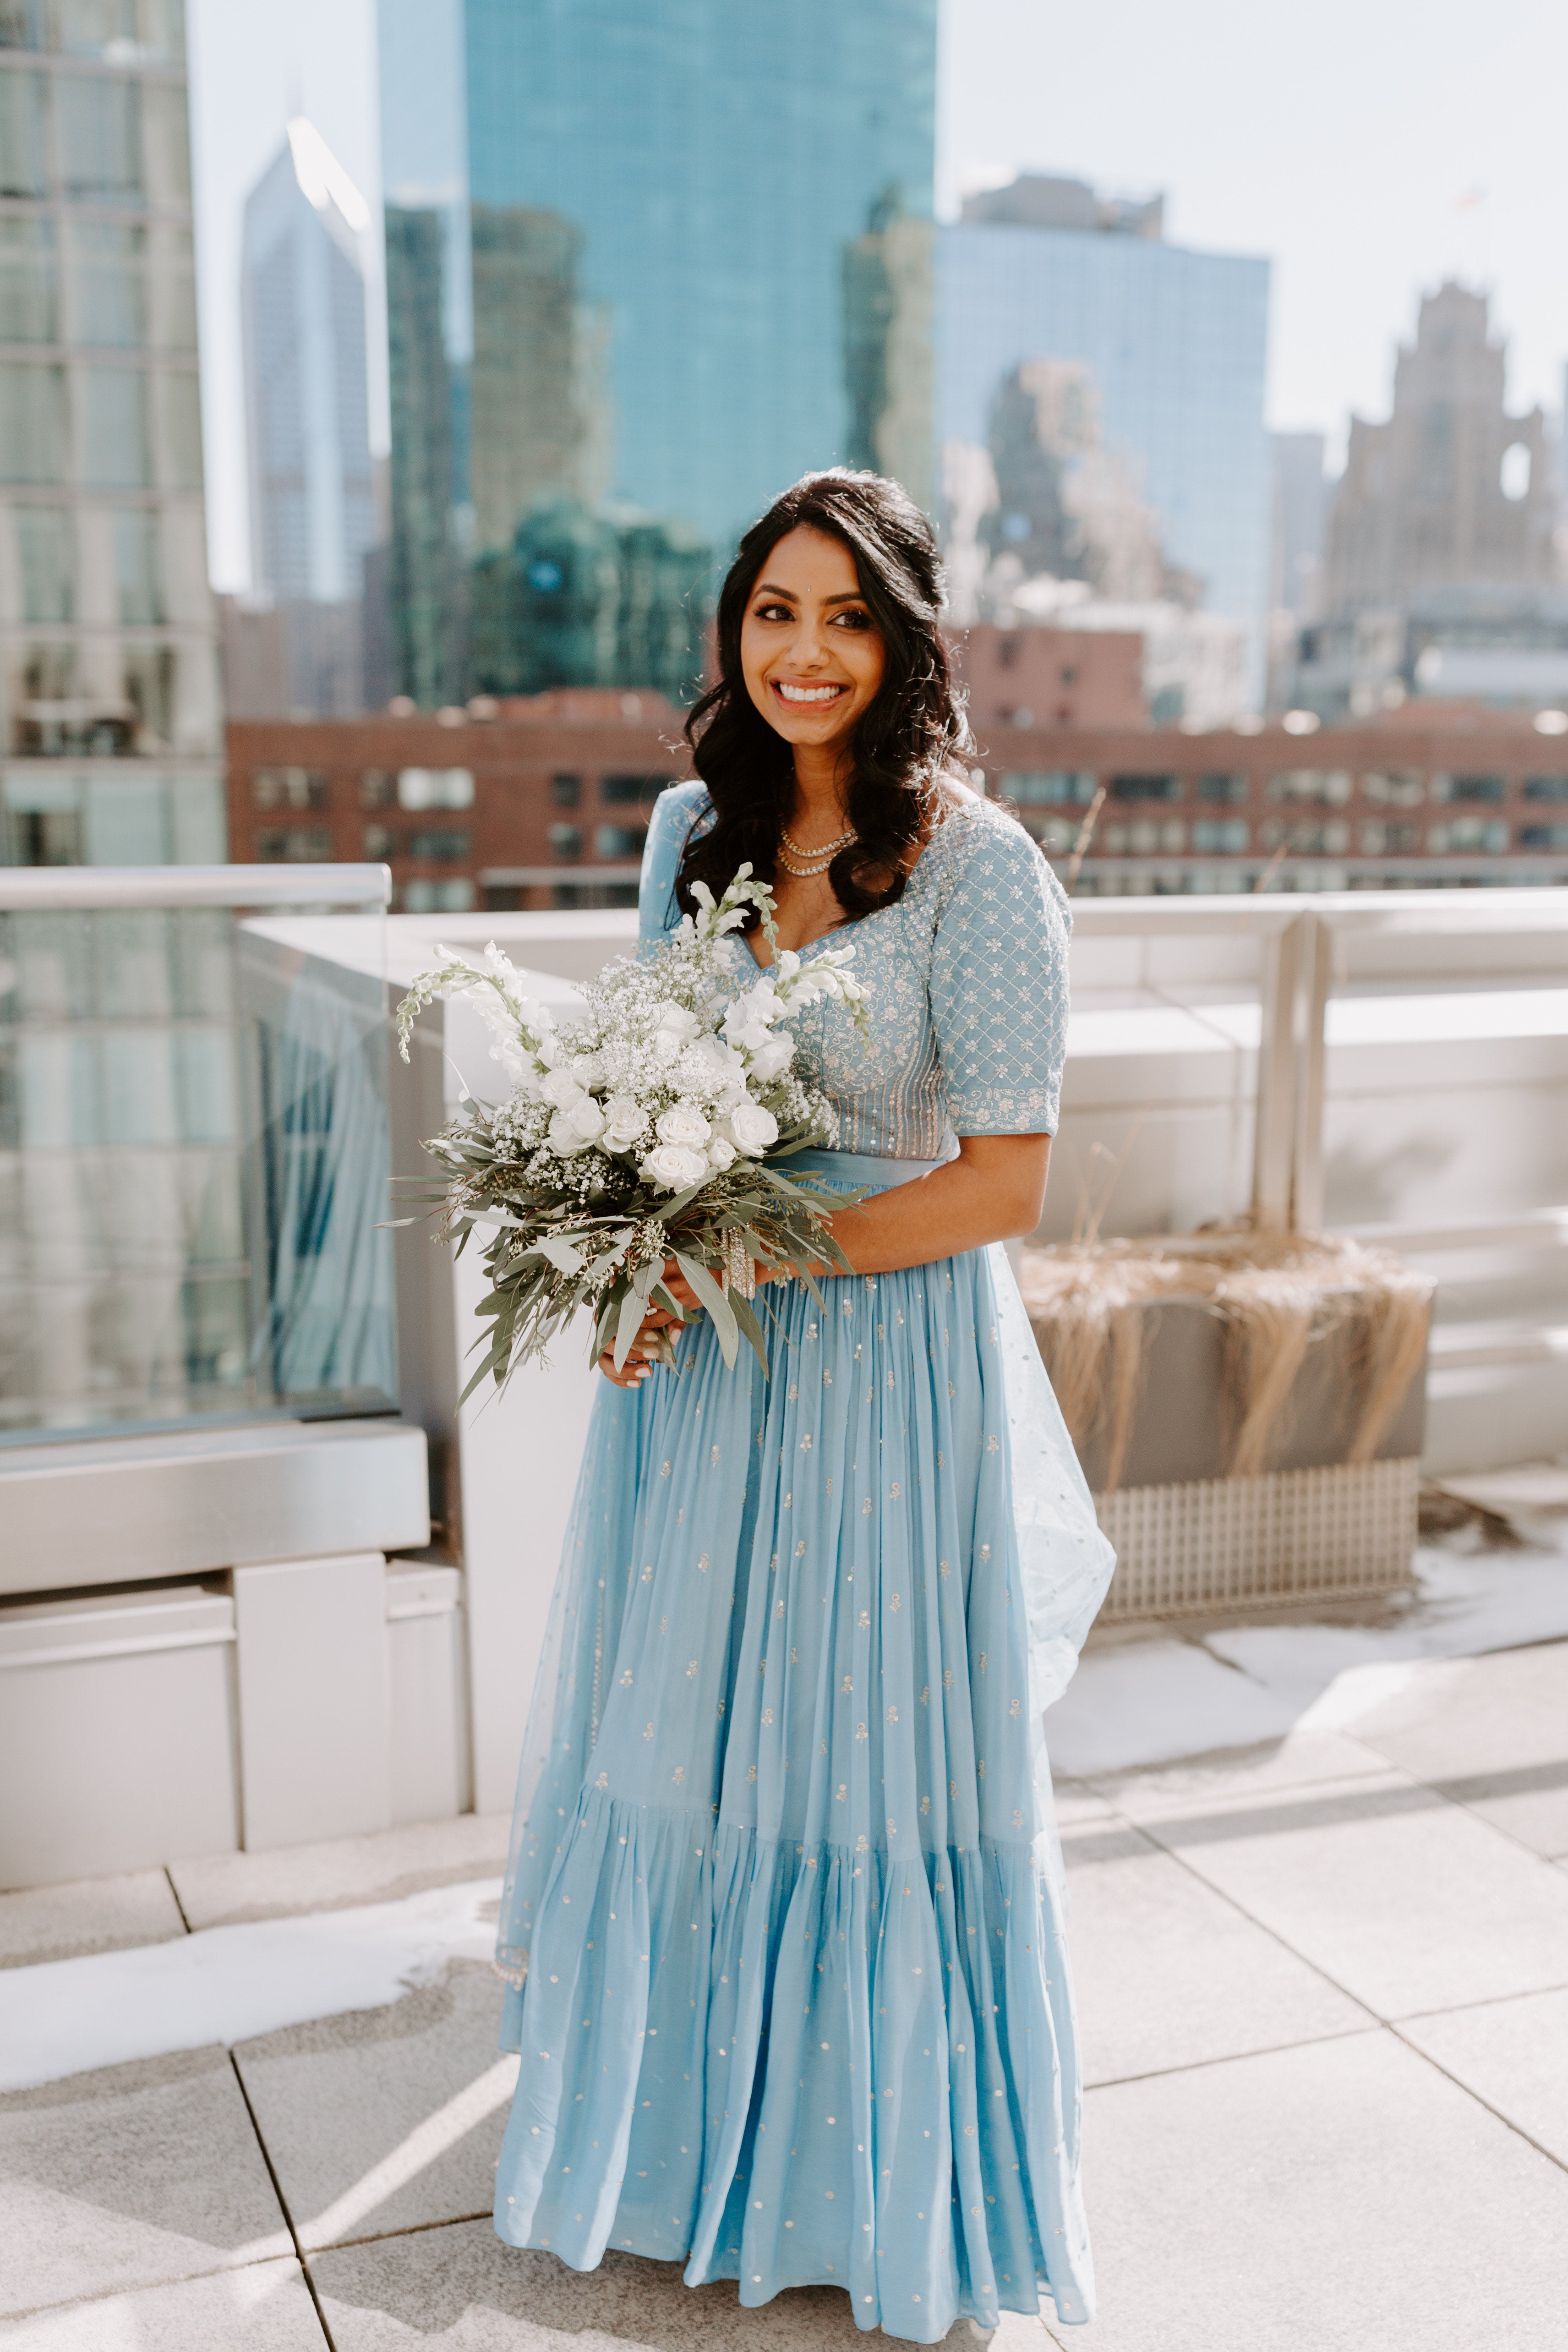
[{"xmin": 0, "ymin": 864, "xmax": 391, "ymax": 913}]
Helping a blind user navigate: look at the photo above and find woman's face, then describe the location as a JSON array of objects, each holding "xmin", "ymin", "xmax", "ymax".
[{"xmin": 739, "ymin": 524, "xmax": 886, "ymax": 760}]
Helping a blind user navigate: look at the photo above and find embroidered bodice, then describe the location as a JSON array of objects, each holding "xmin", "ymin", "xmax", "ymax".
[{"xmin": 638, "ymin": 781, "xmax": 1071, "ymax": 1160}]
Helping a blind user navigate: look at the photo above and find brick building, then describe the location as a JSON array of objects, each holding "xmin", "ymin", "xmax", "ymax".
[
  {"xmin": 227, "ymin": 695, "xmax": 1568, "ymax": 910},
  {"xmin": 225, "ymin": 691, "xmax": 688, "ymax": 911}
]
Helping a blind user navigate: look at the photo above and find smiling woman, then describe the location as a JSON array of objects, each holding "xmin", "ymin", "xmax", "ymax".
[{"xmin": 490, "ymin": 470, "xmax": 1116, "ymax": 2346}]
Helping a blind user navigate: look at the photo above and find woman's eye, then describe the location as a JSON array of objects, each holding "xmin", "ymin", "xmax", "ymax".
[
  {"xmin": 753, "ymin": 602, "xmax": 792, "ymax": 622},
  {"xmin": 831, "ymin": 609, "xmax": 872, "ymax": 630}
]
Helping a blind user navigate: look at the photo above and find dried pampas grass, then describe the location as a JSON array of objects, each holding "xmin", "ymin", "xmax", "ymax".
[{"xmin": 1019, "ymin": 1230, "xmax": 1434, "ymax": 1491}]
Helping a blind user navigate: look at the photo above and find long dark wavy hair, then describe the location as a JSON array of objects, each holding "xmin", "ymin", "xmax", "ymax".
[{"xmin": 675, "ymin": 469, "xmax": 973, "ymax": 930}]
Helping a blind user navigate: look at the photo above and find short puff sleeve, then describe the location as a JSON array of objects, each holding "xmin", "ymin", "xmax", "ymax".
[
  {"xmin": 637, "ymin": 779, "xmax": 710, "ymax": 946},
  {"xmin": 928, "ymin": 808, "xmax": 1071, "ymax": 1136}
]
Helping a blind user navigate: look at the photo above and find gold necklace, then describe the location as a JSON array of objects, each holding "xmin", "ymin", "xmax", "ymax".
[{"xmin": 778, "ymin": 822, "xmax": 856, "ymax": 877}]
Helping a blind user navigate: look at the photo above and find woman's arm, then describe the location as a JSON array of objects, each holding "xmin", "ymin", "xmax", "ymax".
[
  {"xmin": 806, "ymin": 1132, "xmax": 1050, "ymax": 1276},
  {"xmin": 599, "ymin": 1134, "xmax": 1050, "ymax": 1385}
]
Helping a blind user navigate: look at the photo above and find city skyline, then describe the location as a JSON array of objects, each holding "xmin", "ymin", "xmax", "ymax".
[{"xmin": 187, "ymin": 0, "xmax": 1568, "ymax": 596}]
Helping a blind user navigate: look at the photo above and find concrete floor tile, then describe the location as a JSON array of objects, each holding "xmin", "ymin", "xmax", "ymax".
[
  {"xmin": 1049, "ymin": 1778, "xmax": 1117, "ymax": 1827},
  {"xmin": 1071, "ymin": 2030, "xmax": 1568, "ymax": 2351},
  {"xmin": 170, "ymin": 1814, "xmax": 510, "ymax": 1931},
  {"xmin": 234, "ymin": 1960, "xmax": 511, "ymax": 2249},
  {"xmin": 1059, "ymin": 1825, "xmax": 1368, "ymax": 2083},
  {"xmin": 0, "ymin": 1869, "xmax": 185, "ymax": 1970},
  {"xmin": 0, "ymin": 2259, "xmax": 325, "ymax": 2347},
  {"xmin": 1138, "ymin": 1772, "xmax": 1568, "ymax": 2015},
  {"xmin": 1400, "ymin": 1985, "xmax": 1568, "ymax": 2168},
  {"xmin": 0, "ymin": 2044, "xmax": 291, "ymax": 2316},
  {"xmin": 1347, "ymin": 1643, "xmax": 1568, "ymax": 1858},
  {"xmin": 311, "ymin": 2221, "xmax": 931, "ymax": 2347},
  {"xmin": 1087, "ymin": 1730, "xmax": 1393, "ymax": 1822}
]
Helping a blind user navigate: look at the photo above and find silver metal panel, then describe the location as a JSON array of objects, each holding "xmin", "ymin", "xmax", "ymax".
[
  {"xmin": 0, "ymin": 864, "xmax": 389, "ymax": 912},
  {"xmin": 0, "ymin": 1420, "xmax": 430, "ymax": 1596}
]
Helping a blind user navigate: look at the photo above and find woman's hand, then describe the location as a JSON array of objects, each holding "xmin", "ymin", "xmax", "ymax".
[{"xmin": 597, "ymin": 1263, "xmax": 703, "ymax": 1388}]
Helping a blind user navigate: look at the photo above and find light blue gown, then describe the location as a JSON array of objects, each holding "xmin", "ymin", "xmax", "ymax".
[{"xmin": 493, "ymin": 784, "xmax": 1115, "ymax": 2340}]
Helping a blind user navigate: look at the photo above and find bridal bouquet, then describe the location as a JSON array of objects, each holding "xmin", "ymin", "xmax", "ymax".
[{"xmin": 394, "ymin": 867, "xmax": 870, "ymax": 1396}]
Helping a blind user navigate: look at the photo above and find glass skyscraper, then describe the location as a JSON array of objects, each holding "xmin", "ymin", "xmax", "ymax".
[
  {"xmin": 940, "ymin": 186, "xmax": 1271, "ymax": 651},
  {"xmin": 377, "ymin": 0, "xmax": 937, "ymax": 706},
  {"xmin": 0, "ymin": 0, "xmax": 224, "ymax": 866}
]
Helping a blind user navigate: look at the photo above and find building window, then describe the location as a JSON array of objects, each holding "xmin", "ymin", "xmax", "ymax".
[
  {"xmin": 1362, "ymin": 771, "xmax": 1426, "ymax": 807},
  {"xmin": 252, "ymin": 768, "xmax": 328, "ymax": 810},
  {"xmin": 71, "ymin": 219, "xmax": 145, "ymax": 347},
  {"xmin": 1109, "ymin": 774, "xmax": 1180, "ymax": 803},
  {"xmin": 1192, "ymin": 818, "xmax": 1250, "ymax": 853},
  {"xmin": 549, "ymin": 822, "xmax": 581, "ymax": 859},
  {"xmin": 0, "ymin": 361, "xmax": 67, "ymax": 482},
  {"xmin": 113, "ymin": 510, "xmax": 163, "ymax": 624},
  {"xmin": 1262, "ymin": 817, "xmax": 1350, "ymax": 855},
  {"xmin": 1268, "ymin": 770, "xmax": 1352, "ymax": 805},
  {"xmin": 397, "ymin": 766, "xmax": 473, "ymax": 809},
  {"xmin": 600, "ymin": 773, "xmax": 672, "ymax": 805},
  {"xmin": 551, "ymin": 772, "xmax": 581, "ymax": 807},
  {"xmin": 1021, "ymin": 814, "xmax": 1078, "ymax": 853},
  {"xmin": 1001, "ymin": 771, "xmax": 1096, "ymax": 805},
  {"xmin": 402, "ymin": 877, "xmax": 475, "ymax": 913},
  {"xmin": 161, "ymin": 370, "xmax": 203, "ymax": 491},
  {"xmin": 1102, "ymin": 819, "xmax": 1188, "ymax": 856},
  {"xmin": 256, "ymin": 825, "xmax": 332, "ymax": 861},
  {"xmin": 595, "ymin": 822, "xmax": 645, "ymax": 859},
  {"xmin": 1523, "ymin": 777, "xmax": 1568, "ymax": 803},
  {"xmin": 55, "ymin": 71, "xmax": 142, "ymax": 205},
  {"xmin": 1519, "ymin": 823, "xmax": 1568, "ymax": 850},
  {"xmin": 1432, "ymin": 774, "xmax": 1505, "ymax": 804},
  {"xmin": 406, "ymin": 828, "xmax": 470, "ymax": 862},
  {"xmin": 120, "ymin": 642, "xmax": 174, "ymax": 747},
  {"xmin": 1428, "ymin": 819, "xmax": 1508, "ymax": 854},
  {"xmin": 0, "ymin": 215, "xmax": 57, "ymax": 342},
  {"xmin": 362, "ymin": 824, "xmax": 394, "ymax": 859},
  {"xmin": 16, "ymin": 506, "xmax": 74, "ymax": 622},
  {"xmin": 360, "ymin": 770, "xmax": 395, "ymax": 809},
  {"xmin": 1198, "ymin": 774, "xmax": 1247, "ymax": 804},
  {"xmin": 1361, "ymin": 820, "xmax": 1419, "ymax": 855},
  {"xmin": 0, "ymin": 67, "xmax": 48, "ymax": 200},
  {"xmin": 81, "ymin": 366, "xmax": 149, "ymax": 487}
]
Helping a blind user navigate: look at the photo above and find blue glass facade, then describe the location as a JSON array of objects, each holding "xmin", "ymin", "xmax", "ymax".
[
  {"xmin": 939, "ymin": 223, "xmax": 1271, "ymax": 630},
  {"xmin": 377, "ymin": 0, "xmax": 937, "ymax": 703}
]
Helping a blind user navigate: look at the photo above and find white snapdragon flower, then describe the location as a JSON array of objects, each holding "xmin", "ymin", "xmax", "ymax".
[
  {"xmin": 747, "ymin": 1034, "xmax": 795, "ymax": 1082},
  {"xmin": 601, "ymin": 1094, "xmax": 649, "ymax": 1149},
  {"xmin": 729, "ymin": 1101, "xmax": 779, "ymax": 1154},
  {"xmin": 657, "ymin": 1103, "xmax": 712, "ymax": 1149},
  {"xmin": 641, "ymin": 1141, "xmax": 710, "ymax": 1190}
]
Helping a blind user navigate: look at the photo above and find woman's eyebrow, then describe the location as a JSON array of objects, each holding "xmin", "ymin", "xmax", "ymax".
[{"xmin": 752, "ymin": 583, "xmax": 865, "ymax": 606}]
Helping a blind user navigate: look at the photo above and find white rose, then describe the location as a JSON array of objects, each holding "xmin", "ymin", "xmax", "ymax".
[
  {"xmin": 601, "ymin": 1094, "xmax": 649, "ymax": 1149},
  {"xmin": 729, "ymin": 1101, "xmax": 779, "ymax": 1155},
  {"xmin": 641, "ymin": 1142, "xmax": 710, "ymax": 1191},
  {"xmin": 547, "ymin": 1108, "xmax": 593, "ymax": 1156},
  {"xmin": 569, "ymin": 1051, "xmax": 605, "ymax": 1087},
  {"xmin": 561, "ymin": 1094, "xmax": 605, "ymax": 1143},
  {"xmin": 648, "ymin": 1000, "xmax": 699, "ymax": 1040},
  {"xmin": 747, "ymin": 1035, "xmax": 794, "ymax": 1082},
  {"xmin": 656, "ymin": 1103, "xmax": 712, "ymax": 1149},
  {"xmin": 706, "ymin": 1135, "xmax": 737, "ymax": 1171},
  {"xmin": 540, "ymin": 1064, "xmax": 587, "ymax": 1110}
]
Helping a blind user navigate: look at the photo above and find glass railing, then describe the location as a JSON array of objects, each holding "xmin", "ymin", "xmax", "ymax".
[{"xmin": 0, "ymin": 866, "xmax": 396, "ymax": 1445}]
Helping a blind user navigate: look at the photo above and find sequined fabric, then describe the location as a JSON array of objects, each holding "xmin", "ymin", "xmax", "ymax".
[{"xmin": 637, "ymin": 782, "xmax": 1071, "ymax": 1155}]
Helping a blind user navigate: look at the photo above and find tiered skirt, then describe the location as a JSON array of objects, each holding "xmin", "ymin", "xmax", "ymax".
[{"xmin": 492, "ymin": 1152, "xmax": 1115, "ymax": 2341}]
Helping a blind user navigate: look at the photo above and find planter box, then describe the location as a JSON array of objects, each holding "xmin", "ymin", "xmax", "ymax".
[{"xmin": 1023, "ymin": 1264, "xmax": 1431, "ymax": 1620}]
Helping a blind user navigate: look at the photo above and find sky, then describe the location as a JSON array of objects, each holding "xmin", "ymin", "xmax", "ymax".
[{"xmin": 190, "ymin": 0, "xmax": 1568, "ymax": 595}]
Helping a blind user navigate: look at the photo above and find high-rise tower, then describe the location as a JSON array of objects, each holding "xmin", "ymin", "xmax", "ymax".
[
  {"xmin": 0, "ymin": 0, "xmax": 224, "ymax": 865},
  {"xmin": 376, "ymin": 0, "xmax": 938, "ymax": 706}
]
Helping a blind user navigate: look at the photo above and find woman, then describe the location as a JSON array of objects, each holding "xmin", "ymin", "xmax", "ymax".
[{"xmin": 492, "ymin": 470, "xmax": 1115, "ymax": 2342}]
